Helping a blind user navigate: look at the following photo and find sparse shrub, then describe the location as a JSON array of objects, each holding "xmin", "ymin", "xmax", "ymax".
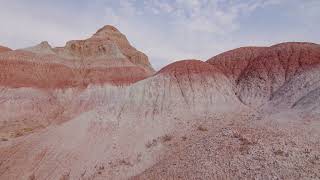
[
  {"xmin": 181, "ymin": 136, "xmax": 187, "ymax": 141},
  {"xmin": 99, "ymin": 165, "xmax": 104, "ymax": 170},
  {"xmin": 161, "ymin": 134, "xmax": 173, "ymax": 142},
  {"xmin": 238, "ymin": 136, "xmax": 252, "ymax": 146},
  {"xmin": 60, "ymin": 172, "xmax": 70, "ymax": 180},
  {"xmin": 14, "ymin": 132, "xmax": 23, "ymax": 138},
  {"xmin": 145, "ymin": 139, "xmax": 157, "ymax": 148},
  {"xmin": 119, "ymin": 159, "xmax": 132, "ymax": 166},
  {"xmin": 239, "ymin": 145, "xmax": 250, "ymax": 154},
  {"xmin": 137, "ymin": 153, "xmax": 142, "ymax": 162},
  {"xmin": 274, "ymin": 149, "xmax": 286, "ymax": 156},
  {"xmin": 304, "ymin": 148, "xmax": 312, "ymax": 154},
  {"xmin": 28, "ymin": 173, "xmax": 35, "ymax": 180},
  {"xmin": 11, "ymin": 127, "xmax": 35, "ymax": 138},
  {"xmin": 232, "ymin": 132, "xmax": 241, "ymax": 138},
  {"xmin": 23, "ymin": 127, "xmax": 33, "ymax": 132},
  {"xmin": 197, "ymin": 125, "xmax": 208, "ymax": 132},
  {"xmin": 310, "ymin": 155, "xmax": 319, "ymax": 164},
  {"xmin": 274, "ymin": 149, "xmax": 289, "ymax": 157},
  {"xmin": 1, "ymin": 138, "xmax": 8, "ymax": 141}
]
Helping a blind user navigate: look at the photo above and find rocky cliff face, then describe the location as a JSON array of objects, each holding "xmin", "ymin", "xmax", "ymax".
[
  {"xmin": 0, "ymin": 26, "xmax": 154, "ymax": 89},
  {"xmin": 0, "ymin": 28, "xmax": 319, "ymax": 180},
  {"xmin": 53, "ymin": 25, "xmax": 154, "ymax": 73}
]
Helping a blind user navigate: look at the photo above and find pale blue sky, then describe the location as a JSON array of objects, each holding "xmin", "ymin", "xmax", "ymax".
[{"xmin": 0, "ymin": 0, "xmax": 319, "ymax": 69}]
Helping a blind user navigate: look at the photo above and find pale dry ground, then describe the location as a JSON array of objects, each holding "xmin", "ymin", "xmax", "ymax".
[
  {"xmin": 1, "ymin": 105, "xmax": 318, "ymax": 180},
  {"xmin": 132, "ymin": 110, "xmax": 320, "ymax": 180}
]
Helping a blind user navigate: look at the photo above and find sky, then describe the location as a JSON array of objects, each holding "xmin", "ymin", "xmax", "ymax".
[{"xmin": 0, "ymin": 0, "xmax": 319, "ymax": 69}]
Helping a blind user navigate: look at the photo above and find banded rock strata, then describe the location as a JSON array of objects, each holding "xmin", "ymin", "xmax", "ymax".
[{"xmin": 0, "ymin": 25, "xmax": 153, "ymax": 89}]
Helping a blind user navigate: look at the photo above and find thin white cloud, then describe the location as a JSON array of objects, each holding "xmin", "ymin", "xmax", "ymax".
[
  {"xmin": 101, "ymin": 0, "xmax": 289, "ymax": 68},
  {"xmin": 143, "ymin": 0, "xmax": 281, "ymax": 34},
  {"xmin": 0, "ymin": 0, "xmax": 319, "ymax": 70}
]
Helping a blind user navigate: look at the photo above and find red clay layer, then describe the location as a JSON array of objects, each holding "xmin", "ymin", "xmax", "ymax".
[
  {"xmin": 157, "ymin": 59, "xmax": 221, "ymax": 76},
  {"xmin": 207, "ymin": 42, "xmax": 320, "ymax": 80},
  {"xmin": 0, "ymin": 45, "xmax": 12, "ymax": 53},
  {"xmin": 207, "ymin": 42, "xmax": 320, "ymax": 105},
  {"xmin": 0, "ymin": 60, "xmax": 150, "ymax": 89}
]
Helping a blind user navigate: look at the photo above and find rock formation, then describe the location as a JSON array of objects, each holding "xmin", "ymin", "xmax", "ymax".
[
  {"xmin": 23, "ymin": 25, "xmax": 154, "ymax": 73},
  {"xmin": 0, "ymin": 25, "xmax": 319, "ymax": 180},
  {"xmin": 0, "ymin": 25, "xmax": 154, "ymax": 89}
]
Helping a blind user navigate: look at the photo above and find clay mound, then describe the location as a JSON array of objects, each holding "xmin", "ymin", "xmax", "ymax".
[
  {"xmin": 207, "ymin": 47, "xmax": 267, "ymax": 79},
  {"xmin": 207, "ymin": 42, "xmax": 320, "ymax": 107},
  {"xmin": 0, "ymin": 45, "xmax": 12, "ymax": 53},
  {"xmin": 157, "ymin": 59, "xmax": 219, "ymax": 75},
  {"xmin": 265, "ymin": 63, "xmax": 320, "ymax": 113},
  {"xmin": 153, "ymin": 59, "xmax": 239, "ymax": 111}
]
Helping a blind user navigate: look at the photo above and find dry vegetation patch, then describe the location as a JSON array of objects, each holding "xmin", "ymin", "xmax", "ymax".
[{"xmin": 197, "ymin": 125, "xmax": 208, "ymax": 132}]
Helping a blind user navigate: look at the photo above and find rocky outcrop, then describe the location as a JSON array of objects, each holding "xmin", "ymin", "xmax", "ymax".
[
  {"xmin": 23, "ymin": 41, "xmax": 55, "ymax": 55},
  {"xmin": 90, "ymin": 25, "xmax": 153, "ymax": 72},
  {"xmin": 0, "ymin": 25, "xmax": 154, "ymax": 88},
  {"xmin": 23, "ymin": 25, "xmax": 154, "ymax": 73}
]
